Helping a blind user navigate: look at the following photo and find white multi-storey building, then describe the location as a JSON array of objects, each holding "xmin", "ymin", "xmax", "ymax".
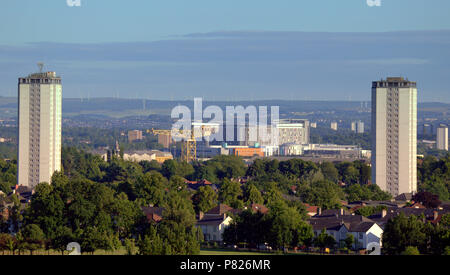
[
  {"xmin": 436, "ymin": 125, "xmax": 448, "ymax": 151},
  {"xmin": 18, "ymin": 70, "xmax": 62, "ymax": 189},
  {"xmin": 331, "ymin": 122, "xmax": 338, "ymax": 131},
  {"xmin": 357, "ymin": 121, "xmax": 364, "ymax": 134},
  {"xmin": 245, "ymin": 119, "xmax": 309, "ymax": 148},
  {"xmin": 277, "ymin": 119, "xmax": 309, "ymax": 145},
  {"xmin": 351, "ymin": 121, "xmax": 365, "ymax": 133},
  {"xmin": 371, "ymin": 77, "xmax": 417, "ymax": 196}
]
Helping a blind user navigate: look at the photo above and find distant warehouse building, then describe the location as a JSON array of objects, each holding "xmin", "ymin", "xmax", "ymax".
[
  {"xmin": 303, "ymin": 144, "xmax": 362, "ymax": 159},
  {"xmin": 94, "ymin": 149, "xmax": 173, "ymax": 164},
  {"xmin": 279, "ymin": 143, "xmax": 303, "ymax": 156},
  {"xmin": 230, "ymin": 147, "xmax": 264, "ymax": 158},
  {"xmin": 123, "ymin": 150, "xmax": 172, "ymax": 163}
]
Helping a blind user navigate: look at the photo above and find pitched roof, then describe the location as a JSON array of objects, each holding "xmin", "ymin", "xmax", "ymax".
[
  {"xmin": 368, "ymin": 207, "xmax": 450, "ymax": 228},
  {"xmin": 308, "ymin": 214, "xmax": 376, "ymax": 233},
  {"xmin": 250, "ymin": 203, "xmax": 269, "ymax": 214},
  {"xmin": 395, "ymin": 193, "xmax": 413, "ymax": 201},
  {"xmin": 186, "ymin": 179, "xmax": 219, "ymax": 192},
  {"xmin": 206, "ymin": 204, "xmax": 234, "ymax": 215},
  {"xmin": 407, "ymin": 202, "xmax": 426, "ymax": 209},
  {"xmin": 347, "ymin": 200, "xmax": 403, "ymax": 208},
  {"xmin": 303, "ymin": 203, "xmax": 319, "ymax": 214},
  {"xmin": 141, "ymin": 206, "xmax": 165, "ymax": 222},
  {"xmin": 350, "ymin": 221, "xmax": 376, "ymax": 232},
  {"xmin": 199, "ymin": 179, "xmax": 212, "ymax": 185},
  {"xmin": 316, "ymin": 208, "xmax": 351, "ymax": 217},
  {"xmin": 15, "ymin": 185, "xmax": 32, "ymax": 194},
  {"xmin": 197, "ymin": 217, "xmax": 228, "ymax": 226}
]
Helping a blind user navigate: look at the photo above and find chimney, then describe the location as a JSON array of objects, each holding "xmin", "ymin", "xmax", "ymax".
[
  {"xmin": 340, "ymin": 208, "xmax": 344, "ymax": 216},
  {"xmin": 12, "ymin": 184, "xmax": 18, "ymax": 194},
  {"xmin": 199, "ymin": 211, "xmax": 204, "ymax": 220},
  {"xmin": 317, "ymin": 207, "xmax": 322, "ymax": 216},
  {"xmin": 381, "ymin": 209, "xmax": 387, "ymax": 218}
]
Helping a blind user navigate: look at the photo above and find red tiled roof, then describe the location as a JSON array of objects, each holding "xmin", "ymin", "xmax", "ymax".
[
  {"xmin": 185, "ymin": 179, "xmax": 213, "ymax": 185},
  {"xmin": 304, "ymin": 203, "xmax": 319, "ymax": 214},
  {"xmin": 141, "ymin": 206, "xmax": 165, "ymax": 223},
  {"xmin": 350, "ymin": 205, "xmax": 364, "ymax": 212},
  {"xmin": 199, "ymin": 179, "xmax": 212, "ymax": 185},
  {"xmin": 250, "ymin": 203, "xmax": 269, "ymax": 214}
]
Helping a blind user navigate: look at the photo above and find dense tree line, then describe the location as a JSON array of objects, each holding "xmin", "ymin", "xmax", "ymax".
[
  {"xmin": 1, "ymin": 147, "xmax": 450, "ymax": 254},
  {"xmin": 0, "ymin": 159, "xmax": 16, "ymax": 194},
  {"xmin": 0, "ymin": 143, "xmax": 16, "ymax": 160},
  {"xmin": 223, "ymin": 200, "xmax": 313, "ymax": 251},
  {"xmin": 418, "ymin": 154, "xmax": 450, "ymax": 202},
  {"xmin": 382, "ymin": 212, "xmax": 450, "ymax": 255},
  {"xmin": 245, "ymin": 158, "xmax": 390, "ymax": 208}
]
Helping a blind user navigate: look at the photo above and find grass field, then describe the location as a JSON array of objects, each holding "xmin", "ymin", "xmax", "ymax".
[
  {"xmin": 0, "ymin": 248, "xmax": 328, "ymax": 256},
  {"xmin": 0, "ymin": 247, "xmax": 129, "ymax": 255},
  {"xmin": 199, "ymin": 249, "xmax": 273, "ymax": 255}
]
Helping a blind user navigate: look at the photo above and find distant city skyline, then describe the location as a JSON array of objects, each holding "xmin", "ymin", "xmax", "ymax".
[{"xmin": 0, "ymin": 1, "xmax": 449, "ymax": 102}]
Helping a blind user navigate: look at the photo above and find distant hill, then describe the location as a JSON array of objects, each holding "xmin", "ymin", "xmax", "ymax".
[{"xmin": 0, "ymin": 97, "xmax": 449, "ymax": 118}]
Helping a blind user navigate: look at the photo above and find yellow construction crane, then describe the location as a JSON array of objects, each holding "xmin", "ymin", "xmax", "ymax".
[
  {"xmin": 147, "ymin": 125, "xmax": 216, "ymax": 163},
  {"xmin": 147, "ymin": 128, "xmax": 197, "ymax": 163}
]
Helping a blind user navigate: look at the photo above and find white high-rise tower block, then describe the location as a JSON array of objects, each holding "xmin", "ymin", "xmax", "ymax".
[
  {"xmin": 18, "ymin": 70, "xmax": 62, "ymax": 189},
  {"xmin": 371, "ymin": 77, "xmax": 417, "ymax": 196},
  {"xmin": 436, "ymin": 125, "xmax": 448, "ymax": 151}
]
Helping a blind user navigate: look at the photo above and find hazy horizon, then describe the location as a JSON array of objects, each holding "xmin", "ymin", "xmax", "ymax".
[
  {"xmin": 1, "ymin": 95, "xmax": 449, "ymax": 105},
  {"xmin": 1, "ymin": 1, "xmax": 449, "ymax": 102}
]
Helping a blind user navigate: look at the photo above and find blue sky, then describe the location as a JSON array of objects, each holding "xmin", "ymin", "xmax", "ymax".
[{"xmin": 0, "ymin": 0, "xmax": 449, "ymax": 101}]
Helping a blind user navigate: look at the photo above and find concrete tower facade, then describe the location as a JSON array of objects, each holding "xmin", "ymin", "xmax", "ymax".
[
  {"xmin": 17, "ymin": 70, "xmax": 62, "ymax": 189},
  {"xmin": 436, "ymin": 125, "xmax": 448, "ymax": 151},
  {"xmin": 371, "ymin": 77, "xmax": 417, "ymax": 196}
]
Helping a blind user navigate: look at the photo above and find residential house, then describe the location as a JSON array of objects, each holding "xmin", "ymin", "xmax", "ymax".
[
  {"xmin": 406, "ymin": 202, "xmax": 426, "ymax": 209},
  {"xmin": 368, "ymin": 207, "xmax": 450, "ymax": 229},
  {"xmin": 141, "ymin": 206, "xmax": 165, "ymax": 223},
  {"xmin": 395, "ymin": 193, "xmax": 413, "ymax": 202},
  {"xmin": 245, "ymin": 203, "xmax": 269, "ymax": 215},
  {"xmin": 197, "ymin": 204, "xmax": 236, "ymax": 242},
  {"xmin": 12, "ymin": 185, "xmax": 33, "ymax": 203},
  {"xmin": 304, "ymin": 203, "xmax": 320, "ymax": 217},
  {"xmin": 309, "ymin": 209, "xmax": 383, "ymax": 250},
  {"xmin": 185, "ymin": 179, "xmax": 219, "ymax": 193}
]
